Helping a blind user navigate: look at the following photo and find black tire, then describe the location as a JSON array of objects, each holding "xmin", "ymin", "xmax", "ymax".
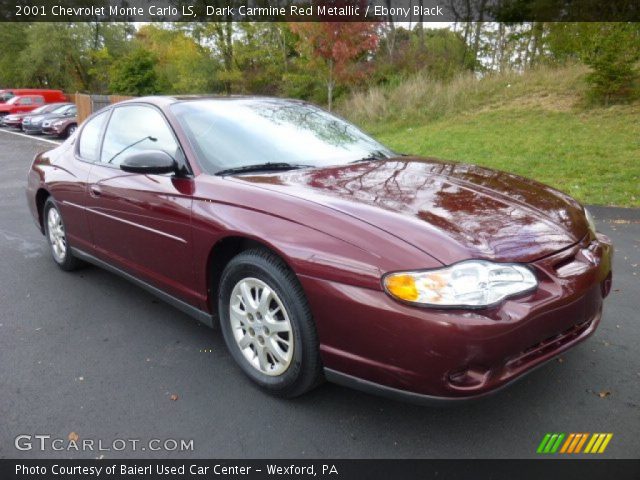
[
  {"xmin": 43, "ymin": 198, "xmax": 83, "ymax": 271},
  {"xmin": 64, "ymin": 124, "xmax": 77, "ymax": 138},
  {"xmin": 218, "ymin": 248, "xmax": 322, "ymax": 397}
]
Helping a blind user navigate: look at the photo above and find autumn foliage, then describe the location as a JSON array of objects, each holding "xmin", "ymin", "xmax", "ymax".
[{"xmin": 290, "ymin": 13, "xmax": 379, "ymax": 109}]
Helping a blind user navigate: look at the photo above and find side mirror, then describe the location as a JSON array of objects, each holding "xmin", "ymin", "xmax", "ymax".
[{"xmin": 120, "ymin": 150, "xmax": 176, "ymax": 175}]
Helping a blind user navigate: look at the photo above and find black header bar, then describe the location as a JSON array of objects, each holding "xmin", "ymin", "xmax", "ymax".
[
  {"xmin": 1, "ymin": 0, "xmax": 639, "ymax": 22},
  {"xmin": 4, "ymin": 459, "xmax": 640, "ymax": 480}
]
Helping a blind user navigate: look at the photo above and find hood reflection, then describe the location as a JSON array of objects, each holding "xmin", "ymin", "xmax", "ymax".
[{"xmin": 238, "ymin": 158, "xmax": 586, "ymax": 263}]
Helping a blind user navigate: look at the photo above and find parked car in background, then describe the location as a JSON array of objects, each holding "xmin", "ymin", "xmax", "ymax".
[
  {"xmin": 42, "ymin": 112, "xmax": 78, "ymax": 138},
  {"xmin": 0, "ymin": 95, "xmax": 45, "ymax": 118},
  {"xmin": 25, "ymin": 96, "xmax": 613, "ymax": 403},
  {"xmin": 0, "ymin": 89, "xmax": 66, "ymax": 104},
  {"xmin": 0, "ymin": 103, "xmax": 68, "ymax": 129},
  {"xmin": 22, "ymin": 103, "xmax": 76, "ymax": 135}
]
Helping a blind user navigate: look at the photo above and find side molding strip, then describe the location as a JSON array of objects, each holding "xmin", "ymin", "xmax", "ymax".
[
  {"xmin": 62, "ymin": 201, "xmax": 187, "ymax": 244},
  {"xmin": 71, "ymin": 247, "xmax": 214, "ymax": 329}
]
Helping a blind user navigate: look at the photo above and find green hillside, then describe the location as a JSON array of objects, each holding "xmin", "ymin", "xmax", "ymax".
[{"xmin": 340, "ymin": 65, "xmax": 640, "ymax": 207}]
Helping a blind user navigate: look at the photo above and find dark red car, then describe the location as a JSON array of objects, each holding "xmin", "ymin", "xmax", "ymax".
[
  {"xmin": 26, "ymin": 97, "xmax": 613, "ymax": 403},
  {"xmin": 41, "ymin": 113, "xmax": 78, "ymax": 138}
]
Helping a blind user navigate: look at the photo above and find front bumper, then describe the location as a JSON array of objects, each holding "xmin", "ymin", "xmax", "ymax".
[
  {"xmin": 303, "ymin": 233, "xmax": 613, "ymax": 402},
  {"xmin": 22, "ymin": 124, "xmax": 43, "ymax": 134},
  {"xmin": 42, "ymin": 125, "xmax": 63, "ymax": 135}
]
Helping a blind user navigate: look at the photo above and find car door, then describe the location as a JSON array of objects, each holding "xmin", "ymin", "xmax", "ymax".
[
  {"xmin": 15, "ymin": 96, "xmax": 33, "ymax": 113},
  {"xmin": 85, "ymin": 104, "xmax": 197, "ymax": 304},
  {"xmin": 58, "ymin": 109, "xmax": 111, "ymax": 253}
]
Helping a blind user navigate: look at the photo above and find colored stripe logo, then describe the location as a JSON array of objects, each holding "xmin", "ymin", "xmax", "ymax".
[{"xmin": 537, "ymin": 433, "xmax": 612, "ymax": 454}]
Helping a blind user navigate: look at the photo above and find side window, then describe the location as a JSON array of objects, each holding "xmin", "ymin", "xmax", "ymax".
[
  {"xmin": 18, "ymin": 98, "xmax": 32, "ymax": 105},
  {"xmin": 100, "ymin": 106, "xmax": 178, "ymax": 166},
  {"xmin": 35, "ymin": 97, "xmax": 44, "ymax": 104},
  {"xmin": 78, "ymin": 111, "xmax": 109, "ymax": 162}
]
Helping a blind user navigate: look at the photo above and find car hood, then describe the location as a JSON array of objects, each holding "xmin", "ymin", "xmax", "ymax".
[
  {"xmin": 31, "ymin": 114, "xmax": 62, "ymax": 123},
  {"xmin": 233, "ymin": 157, "xmax": 589, "ymax": 264}
]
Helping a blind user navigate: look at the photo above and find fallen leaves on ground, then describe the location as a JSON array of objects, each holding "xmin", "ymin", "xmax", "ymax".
[
  {"xmin": 170, "ymin": 394, "xmax": 179, "ymax": 401},
  {"xmin": 68, "ymin": 432, "xmax": 79, "ymax": 442}
]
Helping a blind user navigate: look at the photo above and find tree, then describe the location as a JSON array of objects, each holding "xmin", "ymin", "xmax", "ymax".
[
  {"xmin": 290, "ymin": 19, "xmax": 379, "ymax": 110},
  {"xmin": 4, "ymin": 23, "xmax": 133, "ymax": 93},
  {"xmin": 109, "ymin": 48, "xmax": 160, "ymax": 95},
  {"xmin": 580, "ymin": 23, "xmax": 640, "ymax": 105},
  {"xmin": 374, "ymin": 27, "xmax": 470, "ymax": 83},
  {"xmin": 15, "ymin": 23, "xmax": 77, "ymax": 90},
  {"xmin": 84, "ymin": 23, "xmax": 135, "ymax": 93},
  {"xmin": 195, "ymin": 21, "xmax": 235, "ymax": 93},
  {"xmin": 0, "ymin": 23, "xmax": 28, "ymax": 87},
  {"xmin": 136, "ymin": 25, "xmax": 217, "ymax": 94}
]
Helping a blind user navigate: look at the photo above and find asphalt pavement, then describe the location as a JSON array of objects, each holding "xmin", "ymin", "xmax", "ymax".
[{"xmin": 0, "ymin": 129, "xmax": 638, "ymax": 459}]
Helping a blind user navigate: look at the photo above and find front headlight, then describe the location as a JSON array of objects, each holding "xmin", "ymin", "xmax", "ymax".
[
  {"xmin": 584, "ymin": 208, "xmax": 596, "ymax": 234},
  {"xmin": 383, "ymin": 260, "xmax": 537, "ymax": 308}
]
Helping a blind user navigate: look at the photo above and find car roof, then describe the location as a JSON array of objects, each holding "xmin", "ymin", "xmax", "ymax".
[
  {"xmin": 47, "ymin": 102, "xmax": 73, "ymax": 107},
  {"xmin": 118, "ymin": 95, "xmax": 305, "ymax": 108}
]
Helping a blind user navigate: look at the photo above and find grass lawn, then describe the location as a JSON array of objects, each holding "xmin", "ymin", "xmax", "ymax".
[{"xmin": 367, "ymin": 105, "xmax": 640, "ymax": 208}]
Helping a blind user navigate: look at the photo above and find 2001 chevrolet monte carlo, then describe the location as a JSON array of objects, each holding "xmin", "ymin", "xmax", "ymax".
[{"xmin": 26, "ymin": 96, "xmax": 613, "ymax": 404}]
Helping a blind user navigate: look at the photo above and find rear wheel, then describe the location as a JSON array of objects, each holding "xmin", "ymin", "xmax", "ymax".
[
  {"xmin": 218, "ymin": 248, "xmax": 322, "ymax": 397},
  {"xmin": 43, "ymin": 198, "xmax": 82, "ymax": 271}
]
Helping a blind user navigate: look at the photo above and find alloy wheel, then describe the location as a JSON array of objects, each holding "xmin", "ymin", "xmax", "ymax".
[
  {"xmin": 47, "ymin": 207, "xmax": 66, "ymax": 263},
  {"xmin": 229, "ymin": 277, "xmax": 294, "ymax": 376}
]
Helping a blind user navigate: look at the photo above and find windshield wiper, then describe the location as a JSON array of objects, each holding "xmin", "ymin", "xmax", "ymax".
[
  {"xmin": 349, "ymin": 150, "xmax": 392, "ymax": 164},
  {"xmin": 215, "ymin": 163, "xmax": 311, "ymax": 176}
]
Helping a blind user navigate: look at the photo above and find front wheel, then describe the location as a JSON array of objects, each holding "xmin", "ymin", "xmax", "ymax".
[
  {"xmin": 64, "ymin": 124, "xmax": 77, "ymax": 138},
  {"xmin": 218, "ymin": 248, "xmax": 322, "ymax": 397}
]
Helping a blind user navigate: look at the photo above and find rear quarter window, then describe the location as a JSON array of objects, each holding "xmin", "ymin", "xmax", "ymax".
[{"xmin": 78, "ymin": 111, "xmax": 109, "ymax": 162}]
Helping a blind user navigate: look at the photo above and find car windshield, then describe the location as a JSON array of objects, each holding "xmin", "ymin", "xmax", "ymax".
[
  {"xmin": 170, "ymin": 99, "xmax": 394, "ymax": 174},
  {"xmin": 31, "ymin": 104, "xmax": 53, "ymax": 114},
  {"xmin": 6, "ymin": 96, "xmax": 21, "ymax": 105},
  {"xmin": 51, "ymin": 104, "xmax": 71, "ymax": 114}
]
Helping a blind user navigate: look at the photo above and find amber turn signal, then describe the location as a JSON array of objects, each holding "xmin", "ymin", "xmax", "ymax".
[{"xmin": 384, "ymin": 274, "xmax": 419, "ymax": 302}]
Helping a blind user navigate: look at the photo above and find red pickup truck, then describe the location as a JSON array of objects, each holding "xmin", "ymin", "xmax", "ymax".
[{"xmin": 0, "ymin": 95, "xmax": 46, "ymax": 118}]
